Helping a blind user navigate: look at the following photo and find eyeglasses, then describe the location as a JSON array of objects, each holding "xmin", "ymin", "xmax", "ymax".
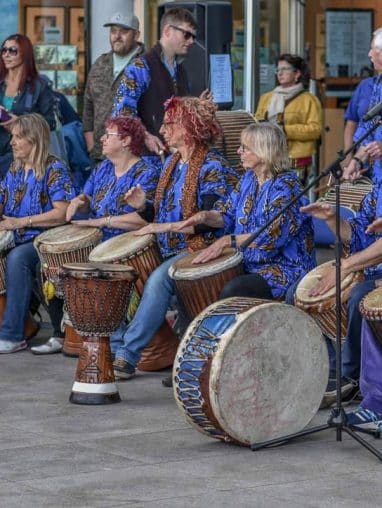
[
  {"xmin": 275, "ymin": 66, "xmax": 295, "ymax": 74},
  {"xmin": 104, "ymin": 131, "xmax": 120, "ymax": 139},
  {"xmin": 169, "ymin": 25, "xmax": 196, "ymax": 42},
  {"xmin": 1, "ymin": 46, "xmax": 18, "ymax": 56},
  {"xmin": 238, "ymin": 144, "xmax": 251, "ymax": 152}
]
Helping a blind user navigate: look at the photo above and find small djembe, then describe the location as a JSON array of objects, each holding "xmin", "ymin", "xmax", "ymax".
[{"xmin": 60, "ymin": 262, "xmax": 138, "ymax": 405}]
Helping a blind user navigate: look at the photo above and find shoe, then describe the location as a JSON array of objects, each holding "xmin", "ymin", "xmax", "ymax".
[
  {"xmin": 30, "ymin": 337, "xmax": 63, "ymax": 355},
  {"xmin": 346, "ymin": 407, "xmax": 382, "ymax": 431},
  {"xmin": 0, "ymin": 339, "xmax": 27, "ymax": 354},
  {"xmin": 113, "ymin": 358, "xmax": 136, "ymax": 380},
  {"xmin": 162, "ymin": 376, "xmax": 173, "ymax": 387},
  {"xmin": 320, "ymin": 377, "xmax": 359, "ymax": 409}
]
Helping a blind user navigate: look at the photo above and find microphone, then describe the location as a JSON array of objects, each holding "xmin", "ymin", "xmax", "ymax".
[{"xmin": 363, "ymin": 100, "xmax": 382, "ymax": 121}]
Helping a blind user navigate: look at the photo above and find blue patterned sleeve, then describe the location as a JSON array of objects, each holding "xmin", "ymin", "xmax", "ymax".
[
  {"xmin": 198, "ymin": 159, "xmax": 229, "ymax": 202},
  {"xmin": 348, "ymin": 188, "xmax": 379, "ymax": 252},
  {"xmin": 46, "ymin": 161, "xmax": 77, "ymax": 202},
  {"xmin": 214, "ymin": 184, "xmax": 241, "ymax": 233},
  {"xmin": 112, "ymin": 57, "xmax": 150, "ymax": 118},
  {"xmin": 83, "ymin": 166, "xmax": 96, "ymax": 197}
]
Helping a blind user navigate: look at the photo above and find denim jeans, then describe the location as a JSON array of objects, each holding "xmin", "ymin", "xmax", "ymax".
[
  {"xmin": 285, "ymin": 274, "xmax": 380, "ymax": 380},
  {"xmin": 110, "ymin": 252, "xmax": 187, "ymax": 366},
  {"xmin": 0, "ymin": 242, "xmax": 39, "ymax": 342}
]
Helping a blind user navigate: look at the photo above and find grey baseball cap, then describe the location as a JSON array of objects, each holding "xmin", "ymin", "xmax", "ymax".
[{"xmin": 103, "ymin": 12, "xmax": 139, "ymax": 30}]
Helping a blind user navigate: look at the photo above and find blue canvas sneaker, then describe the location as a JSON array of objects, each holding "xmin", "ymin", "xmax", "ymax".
[{"xmin": 346, "ymin": 407, "xmax": 382, "ymax": 431}]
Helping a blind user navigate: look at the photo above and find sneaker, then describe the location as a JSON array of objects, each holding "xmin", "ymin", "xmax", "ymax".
[
  {"xmin": 346, "ymin": 407, "xmax": 382, "ymax": 431},
  {"xmin": 320, "ymin": 377, "xmax": 359, "ymax": 409},
  {"xmin": 113, "ymin": 358, "xmax": 136, "ymax": 380},
  {"xmin": 0, "ymin": 339, "xmax": 28, "ymax": 354},
  {"xmin": 31, "ymin": 337, "xmax": 64, "ymax": 355}
]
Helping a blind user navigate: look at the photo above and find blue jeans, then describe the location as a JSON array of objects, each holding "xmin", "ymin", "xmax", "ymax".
[
  {"xmin": 285, "ymin": 274, "xmax": 380, "ymax": 380},
  {"xmin": 0, "ymin": 242, "xmax": 39, "ymax": 342},
  {"xmin": 110, "ymin": 252, "xmax": 187, "ymax": 366}
]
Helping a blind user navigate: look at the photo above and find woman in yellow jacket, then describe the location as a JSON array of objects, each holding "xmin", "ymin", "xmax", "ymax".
[{"xmin": 255, "ymin": 53, "xmax": 322, "ymax": 183}]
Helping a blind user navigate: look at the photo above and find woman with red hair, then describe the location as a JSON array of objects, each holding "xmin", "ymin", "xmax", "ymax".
[
  {"xmin": 109, "ymin": 96, "xmax": 233, "ymax": 380},
  {"xmin": 0, "ymin": 34, "xmax": 55, "ymax": 176}
]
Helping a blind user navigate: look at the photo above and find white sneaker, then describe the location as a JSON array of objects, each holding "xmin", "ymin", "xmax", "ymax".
[
  {"xmin": 31, "ymin": 337, "xmax": 63, "ymax": 355},
  {"xmin": 0, "ymin": 339, "xmax": 28, "ymax": 354}
]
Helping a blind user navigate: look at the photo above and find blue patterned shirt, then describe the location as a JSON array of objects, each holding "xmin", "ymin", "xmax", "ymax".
[
  {"xmin": 0, "ymin": 157, "xmax": 75, "ymax": 244},
  {"xmin": 215, "ymin": 170, "xmax": 316, "ymax": 299},
  {"xmin": 83, "ymin": 158, "xmax": 159, "ymax": 240},
  {"xmin": 156, "ymin": 153, "xmax": 229, "ymax": 258}
]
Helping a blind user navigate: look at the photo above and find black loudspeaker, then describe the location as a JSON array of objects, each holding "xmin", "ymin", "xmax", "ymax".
[{"xmin": 158, "ymin": 1, "xmax": 233, "ymax": 108}]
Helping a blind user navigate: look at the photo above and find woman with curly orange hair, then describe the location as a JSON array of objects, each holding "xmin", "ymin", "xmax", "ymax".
[{"xmin": 110, "ymin": 95, "xmax": 235, "ymax": 380}]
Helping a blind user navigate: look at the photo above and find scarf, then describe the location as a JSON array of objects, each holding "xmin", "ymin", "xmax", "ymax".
[{"xmin": 267, "ymin": 83, "xmax": 304, "ymax": 122}]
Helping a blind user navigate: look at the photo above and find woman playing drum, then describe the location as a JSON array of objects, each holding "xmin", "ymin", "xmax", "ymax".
[
  {"xmin": 179, "ymin": 122, "xmax": 316, "ymax": 301},
  {"xmin": 0, "ymin": 113, "xmax": 75, "ymax": 353},
  {"xmin": 32, "ymin": 115, "xmax": 159, "ymax": 355},
  {"xmin": 110, "ymin": 96, "xmax": 233, "ymax": 380}
]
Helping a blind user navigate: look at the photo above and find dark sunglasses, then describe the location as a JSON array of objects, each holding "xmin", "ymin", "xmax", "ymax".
[
  {"xmin": 169, "ymin": 24, "xmax": 196, "ymax": 41},
  {"xmin": 1, "ymin": 46, "xmax": 18, "ymax": 56}
]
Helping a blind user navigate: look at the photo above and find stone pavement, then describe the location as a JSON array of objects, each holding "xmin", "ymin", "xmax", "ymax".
[{"xmin": 1, "ymin": 317, "xmax": 382, "ymax": 508}]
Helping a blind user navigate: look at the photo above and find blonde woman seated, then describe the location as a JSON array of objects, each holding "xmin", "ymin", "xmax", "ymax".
[{"xmin": 0, "ymin": 113, "xmax": 75, "ymax": 354}]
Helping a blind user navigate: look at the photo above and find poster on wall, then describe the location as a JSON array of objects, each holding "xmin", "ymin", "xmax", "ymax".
[
  {"xmin": 326, "ymin": 9, "xmax": 373, "ymax": 77},
  {"xmin": 0, "ymin": 1, "xmax": 18, "ymax": 45}
]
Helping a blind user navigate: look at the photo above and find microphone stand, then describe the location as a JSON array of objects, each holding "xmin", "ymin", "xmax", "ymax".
[{"xmin": 244, "ymin": 118, "xmax": 382, "ymax": 461}]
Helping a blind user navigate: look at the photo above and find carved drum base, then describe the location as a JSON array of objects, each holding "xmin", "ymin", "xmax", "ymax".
[
  {"xmin": 70, "ymin": 335, "xmax": 120, "ymax": 405},
  {"xmin": 63, "ymin": 324, "xmax": 82, "ymax": 358}
]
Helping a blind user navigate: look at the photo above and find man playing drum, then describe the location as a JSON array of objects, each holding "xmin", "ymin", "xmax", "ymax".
[
  {"xmin": 300, "ymin": 182, "xmax": 382, "ymax": 407},
  {"xmin": 110, "ymin": 96, "xmax": 234, "ymax": 380}
]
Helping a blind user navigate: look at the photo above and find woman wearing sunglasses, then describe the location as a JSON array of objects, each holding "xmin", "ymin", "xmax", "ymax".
[
  {"xmin": 0, "ymin": 34, "xmax": 55, "ymax": 177},
  {"xmin": 255, "ymin": 54, "xmax": 322, "ymax": 185}
]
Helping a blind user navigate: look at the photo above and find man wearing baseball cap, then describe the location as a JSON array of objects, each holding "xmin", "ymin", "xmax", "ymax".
[{"xmin": 83, "ymin": 12, "xmax": 144, "ymax": 163}]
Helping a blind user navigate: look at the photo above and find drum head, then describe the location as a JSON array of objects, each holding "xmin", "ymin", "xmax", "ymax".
[
  {"xmin": 296, "ymin": 260, "xmax": 355, "ymax": 304},
  {"xmin": 170, "ymin": 247, "xmax": 242, "ymax": 280},
  {"xmin": 34, "ymin": 225, "xmax": 102, "ymax": 252},
  {"xmin": 0, "ymin": 230, "xmax": 14, "ymax": 251},
  {"xmin": 61, "ymin": 262, "xmax": 138, "ymax": 281},
  {"xmin": 175, "ymin": 298, "xmax": 328, "ymax": 445},
  {"xmin": 361, "ymin": 287, "xmax": 382, "ymax": 312},
  {"xmin": 89, "ymin": 232, "xmax": 155, "ymax": 262}
]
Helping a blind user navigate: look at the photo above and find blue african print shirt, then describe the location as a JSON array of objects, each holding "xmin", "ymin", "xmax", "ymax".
[
  {"xmin": 348, "ymin": 183, "xmax": 382, "ymax": 277},
  {"xmin": 156, "ymin": 153, "xmax": 229, "ymax": 258},
  {"xmin": 83, "ymin": 158, "xmax": 159, "ymax": 240},
  {"xmin": 345, "ymin": 77, "xmax": 375, "ymax": 123},
  {"xmin": 353, "ymin": 76, "xmax": 382, "ymax": 183},
  {"xmin": 0, "ymin": 157, "xmax": 75, "ymax": 244},
  {"xmin": 215, "ymin": 170, "xmax": 316, "ymax": 299}
]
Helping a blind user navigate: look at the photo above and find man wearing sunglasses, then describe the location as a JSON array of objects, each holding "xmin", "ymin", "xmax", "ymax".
[{"xmin": 112, "ymin": 8, "xmax": 198, "ymax": 155}]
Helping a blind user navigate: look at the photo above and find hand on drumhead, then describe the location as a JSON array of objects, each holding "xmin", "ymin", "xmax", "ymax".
[
  {"xmin": 192, "ymin": 236, "xmax": 228, "ymax": 264},
  {"xmin": 342, "ymin": 158, "xmax": 364, "ymax": 181},
  {"xmin": 300, "ymin": 201, "xmax": 335, "ymax": 220},
  {"xmin": 133, "ymin": 222, "xmax": 172, "ymax": 236},
  {"xmin": 308, "ymin": 264, "xmax": 337, "ymax": 296},
  {"xmin": 124, "ymin": 184, "xmax": 146, "ymax": 210},
  {"xmin": 366, "ymin": 218, "xmax": 382, "ymax": 234}
]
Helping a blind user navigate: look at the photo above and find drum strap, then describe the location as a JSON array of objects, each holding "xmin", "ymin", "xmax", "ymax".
[{"xmin": 154, "ymin": 144, "xmax": 210, "ymax": 251}]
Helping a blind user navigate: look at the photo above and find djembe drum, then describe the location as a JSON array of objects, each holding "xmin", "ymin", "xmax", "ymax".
[
  {"xmin": 214, "ymin": 110, "xmax": 256, "ymax": 168},
  {"xmin": 60, "ymin": 262, "xmax": 138, "ymax": 405},
  {"xmin": 360, "ymin": 287, "xmax": 382, "ymax": 345},
  {"xmin": 173, "ymin": 297, "xmax": 328, "ymax": 445},
  {"xmin": 295, "ymin": 261, "xmax": 364, "ymax": 340},
  {"xmin": 168, "ymin": 247, "xmax": 243, "ymax": 318},
  {"xmin": 89, "ymin": 231, "xmax": 179, "ymax": 371},
  {"xmin": 34, "ymin": 224, "xmax": 103, "ymax": 356}
]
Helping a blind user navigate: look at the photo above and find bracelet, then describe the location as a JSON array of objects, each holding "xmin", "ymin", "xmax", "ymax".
[
  {"xmin": 106, "ymin": 215, "xmax": 112, "ymax": 227},
  {"xmin": 352, "ymin": 156, "xmax": 364, "ymax": 169},
  {"xmin": 230, "ymin": 234, "xmax": 237, "ymax": 249},
  {"xmin": 28, "ymin": 216, "xmax": 32, "ymax": 227}
]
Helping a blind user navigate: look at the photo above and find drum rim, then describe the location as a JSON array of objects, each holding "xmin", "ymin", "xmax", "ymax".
[
  {"xmin": 60, "ymin": 262, "xmax": 138, "ymax": 281},
  {"xmin": 89, "ymin": 231, "xmax": 155, "ymax": 262},
  {"xmin": 360, "ymin": 286, "xmax": 382, "ymax": 313},
  {"xmin": 34, "ymin": 225, "xmax": 102, "ymax": 252},
  {"xmin": 169, "ymin": 249, "xmax": 243, "ymax": 280},
  {"xmin": 0, "ymin": 230, "xmax": 15, "ymax": 252}
]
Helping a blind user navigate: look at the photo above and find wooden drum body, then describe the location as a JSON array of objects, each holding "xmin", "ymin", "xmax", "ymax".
[
  {"xmin": 360, "ymin": 287, "xmax": 382, "ymax": 345},
  {"xmin": 214, "ymin": 110, "xmax": 255, "ymax": 168},
  {"xmin": 89, "ymin": 232, "xmax": 179, "ymax": 371},
  {"xmin": 60, "ymin": 262, "xmax": 138, "ymax": 405},
  {"xmin": 169, "ymin": 247, "xmax": 243, "ymax": 319},
  {"xmin": 295, "ymin": 261, "xmax": 364, "ymax": 340},
  {"xmin": 174, "ymin": 297, "xmax": 328, "ymax": 445},
  {"xmin": 0, "ymin": 230, "xmax": 14, "ymax": 294}
]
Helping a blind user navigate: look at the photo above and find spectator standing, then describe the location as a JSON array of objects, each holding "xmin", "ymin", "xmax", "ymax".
[{"xmin": 83, "ymin": 12, "xmax": 143, "ymax": 163}]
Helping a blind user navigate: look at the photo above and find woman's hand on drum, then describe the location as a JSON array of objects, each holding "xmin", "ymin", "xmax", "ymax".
[
  {"xmin": 192, "ymin": 236, "xmax": 230, "ymax": 264},
  {"xmin": 0, "ymin": 215, "xmax": 24, "ymax": 230},
  {"xmin": 342, "ymin": 158, "xmax": 365, "ymax": 181},
  {"xmin": 134, "ymin": 222, "xmax": 173, "ymax": 236},
  {"xmin": 366, "ymin": 217, "xmax": 382, "ymax": 234},
  {"xmin": 300, "ymin": 201, "xmax": 335, "ymax": 221},
  {"xmin": 308, "ymin": 264, "xmax": 342, "ymax": 296},
  {"xmin": 124, "ymin": 184, "xmax": 146, "ymax": 210},
  {"xmin": 71, "ymin": 218, "xmax": 104, "ymax": 227},
  {"xmin": 66, "ymin": 194, "xmax": 89, "ymax": 221}
]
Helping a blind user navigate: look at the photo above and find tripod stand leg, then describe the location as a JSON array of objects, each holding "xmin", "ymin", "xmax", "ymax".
[
  {"xmin": 251, "ymin": 423, "xmax": 330, "ymax": 451},
  {"xmin": 341, "ymin": 426, "xmax": 382, "ymax": 461}
]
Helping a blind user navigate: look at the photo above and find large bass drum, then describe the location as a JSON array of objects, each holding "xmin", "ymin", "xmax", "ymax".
[{"xmin": 173, "ymin": 297, "xmax": 328, "ymax": 446}]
